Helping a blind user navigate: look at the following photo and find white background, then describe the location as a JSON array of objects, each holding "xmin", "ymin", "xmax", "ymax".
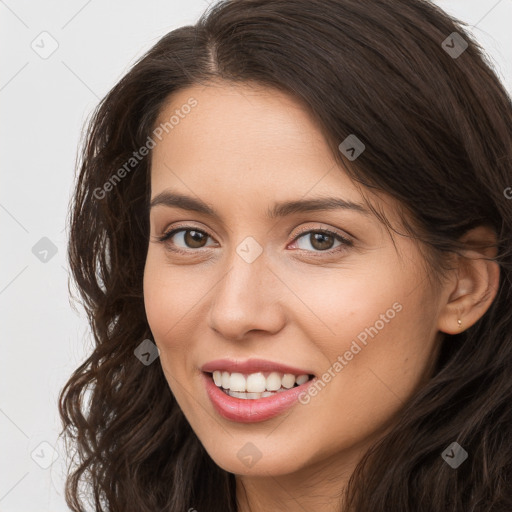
[{"xmin": 1, "ymin": 1, "xmax": 511, "ymax": 510}]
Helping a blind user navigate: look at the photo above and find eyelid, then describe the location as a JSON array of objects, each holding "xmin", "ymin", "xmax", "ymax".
[{"xmin": 291, "ymin": 224, "xmax": 353, "ymax": 244}]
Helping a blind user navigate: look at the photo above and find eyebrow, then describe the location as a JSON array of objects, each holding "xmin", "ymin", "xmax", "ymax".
[{"xmin": 149, "ymin": 191, "xmax": 370, "ymax": 218}]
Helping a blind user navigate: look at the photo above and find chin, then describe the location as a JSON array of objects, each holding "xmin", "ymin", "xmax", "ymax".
[{"xmin": 204, "ymin": 441, "xmax": 308, "ymax": 476}]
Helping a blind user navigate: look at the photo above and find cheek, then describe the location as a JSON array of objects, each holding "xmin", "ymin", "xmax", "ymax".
[
  {"xmin": 294, "ymin": 265, "xmax": 437, "ymax": 401},
  {"xmin": 293, "ymin": 288, "xmax": 436, "ymax": 456},
  {"xmin": 142, "ymin": 256, "xmax": 196, "ymax": 399},
  {"xmin": 143, "ymin": 258, "xmax": 170, "ymax": 337},
  {"xmin": 143, "ymin": 251, "xmax": 212, "ymax": 367},
  {"xmin": 288, "ymin": 266, "xmax": 400, "ymax": 349},
  {"xmin": 142, "ymin": 252, "xmax": 187, "ymax": 354},
  {"xmin": 143, "ymin": 251, "xmax": 194, "ymax": 336}
]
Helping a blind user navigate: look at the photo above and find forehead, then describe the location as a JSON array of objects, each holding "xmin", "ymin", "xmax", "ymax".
[{"xmin": 150, "ymin": 82, "xmax": 363, "ymax": 203}]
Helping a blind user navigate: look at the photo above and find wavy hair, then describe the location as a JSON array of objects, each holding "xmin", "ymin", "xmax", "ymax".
[{"xmin": 59, "ymin": 0, "xmax": 512, "ymax": 510}]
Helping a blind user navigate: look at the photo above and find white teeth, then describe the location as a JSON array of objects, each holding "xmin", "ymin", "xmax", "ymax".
[
  {"xmin": 247, "ymin": 372, "xmax": 266, "ymax": 392},
  {"xmin": 211, "ymin": 370, "xmax": 311, "ymax": 394},
  {"xmin": 229, "ymin": 372, "xmax": 246, "ymax": 392},
  {"xmin": 227, "ymin": 390, "xmax": 266, "ymax": 399},
  {"xmin": 228, "ymin": 390, "xmax": 249, "ymax": 399},
  {"xmin": 266, "ymin": 372, "xmax": 282, "ymax": 391},
  {"xmin": 282, "ymin": 374, "xmax": 296, "ymax": 389},
  {"xmin": 212, "ymin": 371, "xmax": 222, "ymax": 387},
  {"xmin": 296, "ymin": 374, "xmax": 309, "ymax": 385}
]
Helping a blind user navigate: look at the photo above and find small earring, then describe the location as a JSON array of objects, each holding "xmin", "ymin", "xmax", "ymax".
[{"xmin": 457, "ymin": 319, "xmax": 462, "ymax": 328}]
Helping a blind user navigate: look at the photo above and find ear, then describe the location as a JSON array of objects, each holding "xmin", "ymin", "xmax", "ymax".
[{"xmin": 437, "ymin": 226, "xmax": 500, "ymax": 334}]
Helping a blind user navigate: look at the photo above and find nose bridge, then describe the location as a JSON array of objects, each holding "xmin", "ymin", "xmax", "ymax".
[{"xmin": 208, "ymin": 234, "xmax": 284, "ymax": 339}]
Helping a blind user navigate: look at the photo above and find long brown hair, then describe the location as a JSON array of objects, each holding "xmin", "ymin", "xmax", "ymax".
[{"xmin": 59, "ymin": 0, "xmax": 512, "ymax": 510}]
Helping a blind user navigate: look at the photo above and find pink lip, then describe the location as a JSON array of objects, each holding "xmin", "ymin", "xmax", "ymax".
[
  {"xmin": 200, "ymin": 358, "xmax": 314, "ymax": 376},
  {"xmin": 201, "ymin": 372, "xmax": 316, "ymax": 423}
]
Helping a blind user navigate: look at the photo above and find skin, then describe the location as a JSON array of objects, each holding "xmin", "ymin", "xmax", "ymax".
[{"xmin": 143, "ymin": 82, "xmax": 499, "ymax": 511}]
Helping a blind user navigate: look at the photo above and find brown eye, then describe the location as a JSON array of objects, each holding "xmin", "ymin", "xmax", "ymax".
[
  {"xmin": 183, "ymin": 229, "xmax": 208, "ymax": 248},
  {"xmin": 293, "ymin": 229, "xmax": 352, "ymax": 253},
  {"xmin": 158, "ymin": 227, "xmax": 215, "ymax": 251},
  {"xmin": 308, "ymin": 232, "xmax": 335, "ymax": 251}
]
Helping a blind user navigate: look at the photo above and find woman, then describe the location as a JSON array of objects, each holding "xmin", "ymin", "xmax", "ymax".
[{"xmin": 59, "ymin": 0, "xmax": 512, "ymax": 510}]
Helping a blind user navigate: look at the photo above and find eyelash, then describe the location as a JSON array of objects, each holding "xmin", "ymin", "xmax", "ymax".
[{"xmin": 155, "ymin": 225, "xmax": 353, "ymax": 256}]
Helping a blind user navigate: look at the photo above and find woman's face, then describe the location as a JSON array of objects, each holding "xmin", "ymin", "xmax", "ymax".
[{"xmin": 143, "ymin": 82, "xmax": 446, "ymax": 478}]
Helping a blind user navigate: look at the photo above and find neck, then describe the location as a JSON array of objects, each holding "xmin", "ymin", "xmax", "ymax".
[{"xmin": 234, "ymin": 445, "xmax": 366, "ymax": 512}]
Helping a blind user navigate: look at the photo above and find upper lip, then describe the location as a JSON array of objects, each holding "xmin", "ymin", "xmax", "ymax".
[{"xmin": 201, "ymin": 358, "xmax": 314, "ymax": 376}]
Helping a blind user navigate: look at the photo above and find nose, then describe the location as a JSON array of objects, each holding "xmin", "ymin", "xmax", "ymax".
[{"xmin": 207, "ymin": 248, "xmax": 286, "ymax": 342}]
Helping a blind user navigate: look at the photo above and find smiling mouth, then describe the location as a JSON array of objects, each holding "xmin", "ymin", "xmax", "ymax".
[{"xmin": 204, "ymin": 370, "xmax": 316, "ymax": 400}]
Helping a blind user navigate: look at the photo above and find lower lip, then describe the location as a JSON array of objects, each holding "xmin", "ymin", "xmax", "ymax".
[{"xmin": 202, "ymin": 372, "xmax": 316, "ymax": 423}]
